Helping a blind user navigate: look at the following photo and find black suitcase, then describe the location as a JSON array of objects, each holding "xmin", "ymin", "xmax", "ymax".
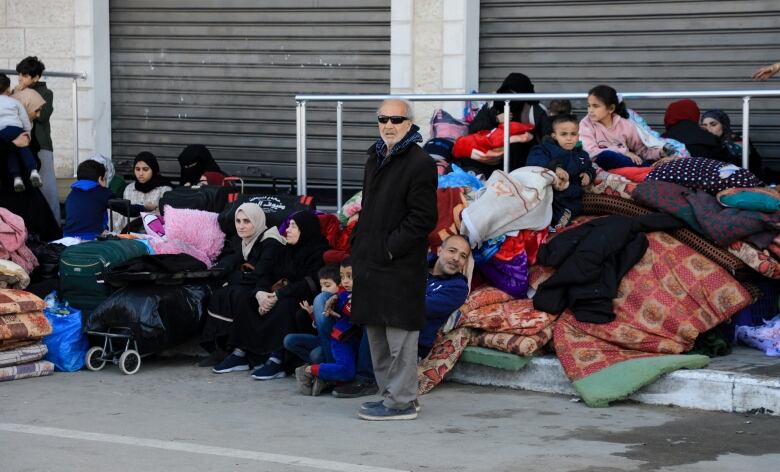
[
  {"xmin": 218, "ymin": 194, "xmax": 316, "ymax": 236},
  {"xmin": 159, "ymin": 185, "xmax": 236, "ymax": 214}
]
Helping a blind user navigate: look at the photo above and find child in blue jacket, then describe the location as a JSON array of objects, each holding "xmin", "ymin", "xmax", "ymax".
[
  {"xmin": 63, "ymin": 160, "xmax": 114, "ymax": 240},
  {"xmin": 527, "ymin": 114, "xmax": 595, "ymax": 230},
  {"xmin": 295, "ymin": 258, "xmax": 359, "ymax": 396}
]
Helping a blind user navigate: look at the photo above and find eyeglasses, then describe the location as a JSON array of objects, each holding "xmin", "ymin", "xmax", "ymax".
[{"xmin": 377, "ymin": 115, "xmax": 408, "ymax": 124}]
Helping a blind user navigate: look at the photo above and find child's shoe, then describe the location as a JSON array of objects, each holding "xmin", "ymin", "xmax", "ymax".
[
  {"xmin": 295, "ymin": 365, "xmax": 314, "ymax": 395},
  {"xmin": 311, "ymin": 377, "xmax": 333, "ymax": 397},
  {"xmin": 29, "ymin": 170, "xmax": 42, "ymax": 188},
  {"xmin": 13, "ymin": 177, "xmax": 25, "ymax": 192}
]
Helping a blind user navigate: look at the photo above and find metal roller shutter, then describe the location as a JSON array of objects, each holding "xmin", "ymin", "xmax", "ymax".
[
  {"xmin": 109, "ymin": 0, "xmax": 390, "ymax": 190},
  {"xmin": 479, "ymin": 0, "xmax": 780, "ymax": 167}
]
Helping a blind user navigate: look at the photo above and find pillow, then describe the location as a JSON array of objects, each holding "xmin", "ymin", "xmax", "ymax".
[
  {"xmin": 717, "ymin": 188, "xmax": 780, "ymax": 212},
  {"xmin": 162, "ymin": 206, "xmax": 225, "ymax": 266}
]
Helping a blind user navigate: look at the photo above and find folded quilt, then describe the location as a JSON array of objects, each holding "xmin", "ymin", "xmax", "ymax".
[
  {"xmin": 0, "ymin": 289, "xmax": 45, "ymax": 315},
  {"xmin": 0, "ymin": 342, "xmax": 48, "ymax": 368},
  {"xmin": 0, "ymin": 311, "xmax": 52, "ymax": 344},
  {"xmin": 418, "ymin": 287, "xmax": 557, "ymax": 394},
  {"xmin": 0, "ymin": 360, "xmax": 54, "ymax": 382}
]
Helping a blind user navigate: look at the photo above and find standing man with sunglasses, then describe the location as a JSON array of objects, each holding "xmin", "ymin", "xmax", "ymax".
[{"xmin": 350, "ymin": 99, "xmax": 437, "ymax": 420}]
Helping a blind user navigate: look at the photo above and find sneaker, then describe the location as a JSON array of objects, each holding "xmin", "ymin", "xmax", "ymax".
[
  {"xmin": 198, "ymin": 349, "xmax": 227, "ymax": 368},
  {"xmin": 251, "ymin": 358, "xmax": 286, "ymax": 380},
  {"xmin": 360, "ymin": 399, "xmax": 420, "ymax": 413},
  {"xmin": 13, "ymin": 177, "xmax": 24, "ymax": 192},
  {"xmin": 311, "ymin": 377, "xmax": 333, "ymax": 397},
  {"xmin": 358, "ymin": 402, "xmax": 417, "ymax": 421},
  {"xmin": 212, "ymin": 353, "xmax": 250, "ymax": 373},
  {"xmin": 295, "ymin": 365, "xmax": 313, "ymax": 395},
  {"xmin": 332, "ymin": 380, "xmax": 379, "ymax": 398},
  {"xmin": 29, "ymin": 170, "xmax": 42, "ymax": 188}
]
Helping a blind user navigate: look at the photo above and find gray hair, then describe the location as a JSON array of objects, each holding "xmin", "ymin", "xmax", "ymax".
[{"xmin": 377, "ymin": 99, "xmax": 414, "ymax": 121}]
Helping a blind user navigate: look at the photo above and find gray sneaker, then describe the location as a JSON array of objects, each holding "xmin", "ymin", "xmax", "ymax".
[
  {"xmin": 358, "ymin": 402, "xmax": 417, "ymax": 421},
  {"xmin": 295, "ymin": 365, "xmax": 314, "ymax": 395}
]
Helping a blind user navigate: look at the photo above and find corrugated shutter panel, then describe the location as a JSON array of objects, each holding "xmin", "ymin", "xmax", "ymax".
[
  {"xmin": 479, "ymin": 0, "xmax": 780, "ymax": 167},
  {"xmin": 109, "ymin": 0, "xmax": 390, "ymax": 187}
]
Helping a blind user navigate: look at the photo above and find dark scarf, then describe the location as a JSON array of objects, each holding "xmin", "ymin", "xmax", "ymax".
[
  {"xmin": 283, "ymin": 211, "xmax": 328, "ymax": 273},
  {"xmin": 133, "ymin": 151, "xmax": 172, "ymax": 193},
  {"xmin": 177, "ymin": 144, "xmax": 223, "ymax": 186},
  {"xmin": 373, "ymin": 124, "xmax": 423, "ymax": 168},
  {"xmin": 701, "ymin": 109, "xmax": 742, "ymax": 158},
  {"xmin": 491, "ymin": 72, "xmax": 538, "ymax": 117}
]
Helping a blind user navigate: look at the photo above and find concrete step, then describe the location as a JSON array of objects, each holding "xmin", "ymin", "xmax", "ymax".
[{"xmin": 448, "ymin": 346, "xmax": 780, "ymax": 416}]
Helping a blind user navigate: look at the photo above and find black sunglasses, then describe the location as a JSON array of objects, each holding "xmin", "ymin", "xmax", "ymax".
[{"xmin": 377, "ymin": 115, "xmax": 408, "ymax": 124}]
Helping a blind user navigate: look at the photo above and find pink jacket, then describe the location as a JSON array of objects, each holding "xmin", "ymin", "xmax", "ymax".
[
  {"xmin": 579, "ymin": 114, "xmax": 662, "ymax": 162},
  {"xmin": 0, "ymin": 208, "xmax": 38, "ymax": 274}
]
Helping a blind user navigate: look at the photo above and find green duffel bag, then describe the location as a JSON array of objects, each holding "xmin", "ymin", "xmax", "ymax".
[{"xmin": 59, "ymin": 239, "xmax": 150, "ymax": 320}]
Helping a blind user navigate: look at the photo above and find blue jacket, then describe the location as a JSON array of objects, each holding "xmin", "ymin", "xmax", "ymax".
[
  {"xmin": 527, "ymin": 138, "xmax": 595, "ymax": 227},
  {"xmin": 419, "ymin": 272, "xmax": 469, "ymax": 348},
  {"xmin": 63, "ymin": 180, "xmax": 114, "ymax": 240}
]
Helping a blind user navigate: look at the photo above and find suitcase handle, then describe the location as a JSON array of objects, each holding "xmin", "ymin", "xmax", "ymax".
[{"xmin": 223, "ymin": 176, "xmax": 244, "ymax": 193}]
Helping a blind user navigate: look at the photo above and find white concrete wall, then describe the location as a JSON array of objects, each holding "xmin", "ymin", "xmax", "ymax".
[
  {"xmin": 0, "ymin": 0, "xmax": 107, "ymax": 179},
  {"xmin": 391, "ymin": 0, "xmax": 479, "ymax": 140}
]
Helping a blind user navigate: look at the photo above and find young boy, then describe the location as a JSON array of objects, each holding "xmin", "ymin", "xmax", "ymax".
[
  {"xmin": 527, "ymin": 114, "xmax": 595, "ymax": 230},
  {"xmin": 283, "ymin": 264, "xmax": 341, "ymax": 365},
  {"xmin": 0, "ymin": 74, "xmax": 41, "ymax": 192},
  {"xmin": 15, "ymin": 56, "xmax": 58, "ymax": 221},
  {"xmin": 296, "ymin": 258, "xmax": 358, "ymax": 396},
  {"xmin": 62, "ymin": 160, "xmax": 114, "ymax": 240}
]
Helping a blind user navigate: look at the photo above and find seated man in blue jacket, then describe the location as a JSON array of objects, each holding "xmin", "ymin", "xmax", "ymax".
[
  {"xmin": 418, "ymin": 234, "xmax": 471, "ymax": 358},
  {"xmin": 333, "ymin": 234, "xmax": 471, "ymax": 398}
]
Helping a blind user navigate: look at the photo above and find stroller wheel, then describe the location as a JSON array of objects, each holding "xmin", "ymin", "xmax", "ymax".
[
  {"xmin": 85, "ymin": 346, "xmax": 107, "ymax": 371},
  {"xmin": 119, "ymin": 349, "xmax": 141, "ymax": 375}
]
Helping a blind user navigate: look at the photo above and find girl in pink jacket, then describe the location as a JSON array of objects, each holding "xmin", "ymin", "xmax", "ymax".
[{"xmin": 579, "ymin": 85, "xmax": 665, "ymax": 170}]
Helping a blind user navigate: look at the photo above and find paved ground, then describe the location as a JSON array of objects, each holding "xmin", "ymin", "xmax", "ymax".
[{"xmin": 1, "ymin": 355, "xmax": 778, "ymax": 472}]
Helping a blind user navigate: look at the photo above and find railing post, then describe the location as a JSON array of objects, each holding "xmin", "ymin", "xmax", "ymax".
[
  {"xmin": 742, "ymin": 96, "xmax": 750, "ymax": 170},
  {"xmin": 72, "ymin": 78, "xmax": 79, "ymax": 177},
  {"xmin": 503, "ymin": 100, "xmax": 510, "ymax": 173},
  {"xmin": 336, "ymin": 101, "xmax": 343, "ymax": 212},
  {"xmin": 296, "ymin": 100, "xmax": 308, "ymax": 195}
]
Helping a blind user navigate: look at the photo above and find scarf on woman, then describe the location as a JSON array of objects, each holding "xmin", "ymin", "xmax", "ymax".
[
  {"xmin": 664, "ymin": 99, "xmax": 700, "ymax": 129},
  {"xmin": 235, "ymin": 203, "xmax": 286, "ymax": 260},
  {"xmin": 133, "ymin": 151, "xmax": 172, "ymax": 193},
  {"xmin": 284, "ymin": 210, "xmax": 328, "ymax": 268},
  {"xmin": 701, "ymin": 109, "xmax": 742, "ymax": 158},
  {"xmin": 11, "ymin": 88, "xmax": 46, "ymax": 121},
  {"xmin": 491, "ymin": 72, "xmax": 539, "ymax": 118},
  {"xmin": 178, "ymin": 144, "xmax": 224, "ymax": 186}
]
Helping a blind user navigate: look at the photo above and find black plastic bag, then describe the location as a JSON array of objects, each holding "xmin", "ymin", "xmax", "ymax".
[{"xmin": 87, "ymin": 284, "xmax": 210, "ymax": 354}]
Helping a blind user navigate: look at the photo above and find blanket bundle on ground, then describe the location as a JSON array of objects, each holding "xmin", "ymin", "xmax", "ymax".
[
  {"xmin": 452, "ymin": 122, "xmax": 535, "ymax": 160},
  {"xmin": 417, "ymin": 287, "xmax": 557, "ymax": 394},
  {"xmin": 0, "ymin": 207, "xmax": 38, "ymax": 274},
  {"xmin": 461, "ymin": 167, "xmax": 557, "ymax": 246},
  {"xmin": 0, "ymin": 259, "xmax": 30, "ymax": 289},
  {"xmin": 530, "ymin": 230, "xmax": 752, "ymax": 407},
  {"xmin": 632, "ymin": 180, "xmax": 780, "ymax": 249},
  {"xmin": 429, "ymin": 187, "xmax": 468, "ymax": 251},
  {"xmin": 0, "ymin": 289, "xmax": 53, "ymax": 382}
]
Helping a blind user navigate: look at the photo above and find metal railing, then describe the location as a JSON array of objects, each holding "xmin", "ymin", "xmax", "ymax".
[
  {"xmin": 296, "ymin": 90, "xmax": 780, "ymax": 209},
  {"xmin": 0, "ymin": 69, "xmax": 88, "ymax": 177}
]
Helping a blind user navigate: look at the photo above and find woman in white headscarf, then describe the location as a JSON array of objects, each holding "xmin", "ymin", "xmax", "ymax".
[{"xmin": 199, "ymin": 203, "xmax": 287, "ymax": 366}]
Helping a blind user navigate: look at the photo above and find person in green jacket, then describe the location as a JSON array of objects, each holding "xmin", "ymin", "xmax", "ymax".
[{"xmin": 15, "ymin": 56, "xmax": 59, "ymax": 225}]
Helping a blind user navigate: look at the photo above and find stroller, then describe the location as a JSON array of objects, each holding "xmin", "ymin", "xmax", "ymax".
[{"xmin": 84, "ymin": 254, "xmax": 222, "ymax": 375}]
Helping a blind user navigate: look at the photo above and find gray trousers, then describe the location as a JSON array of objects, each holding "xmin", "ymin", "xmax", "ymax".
[
  {"xmin": 366, "ymin": 325, "xmax": 419, "ymax": 409},
  {"xmin": 38, "ymin": 149, "xmax": 60, "ymax": 225}
]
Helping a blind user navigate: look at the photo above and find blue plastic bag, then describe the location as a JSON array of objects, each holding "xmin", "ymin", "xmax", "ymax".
[
  {"xmin": 438, "ymin": 163, "xmax": 485, "ymax": 191},
  {"xmin": 43, "ymin": 302, "xmax": 87, "ymax": 372}
]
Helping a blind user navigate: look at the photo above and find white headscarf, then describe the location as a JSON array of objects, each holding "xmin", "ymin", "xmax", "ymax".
[{"xmin": 235, "ymin": 203, "xmax": 285, "ymax": 259}]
